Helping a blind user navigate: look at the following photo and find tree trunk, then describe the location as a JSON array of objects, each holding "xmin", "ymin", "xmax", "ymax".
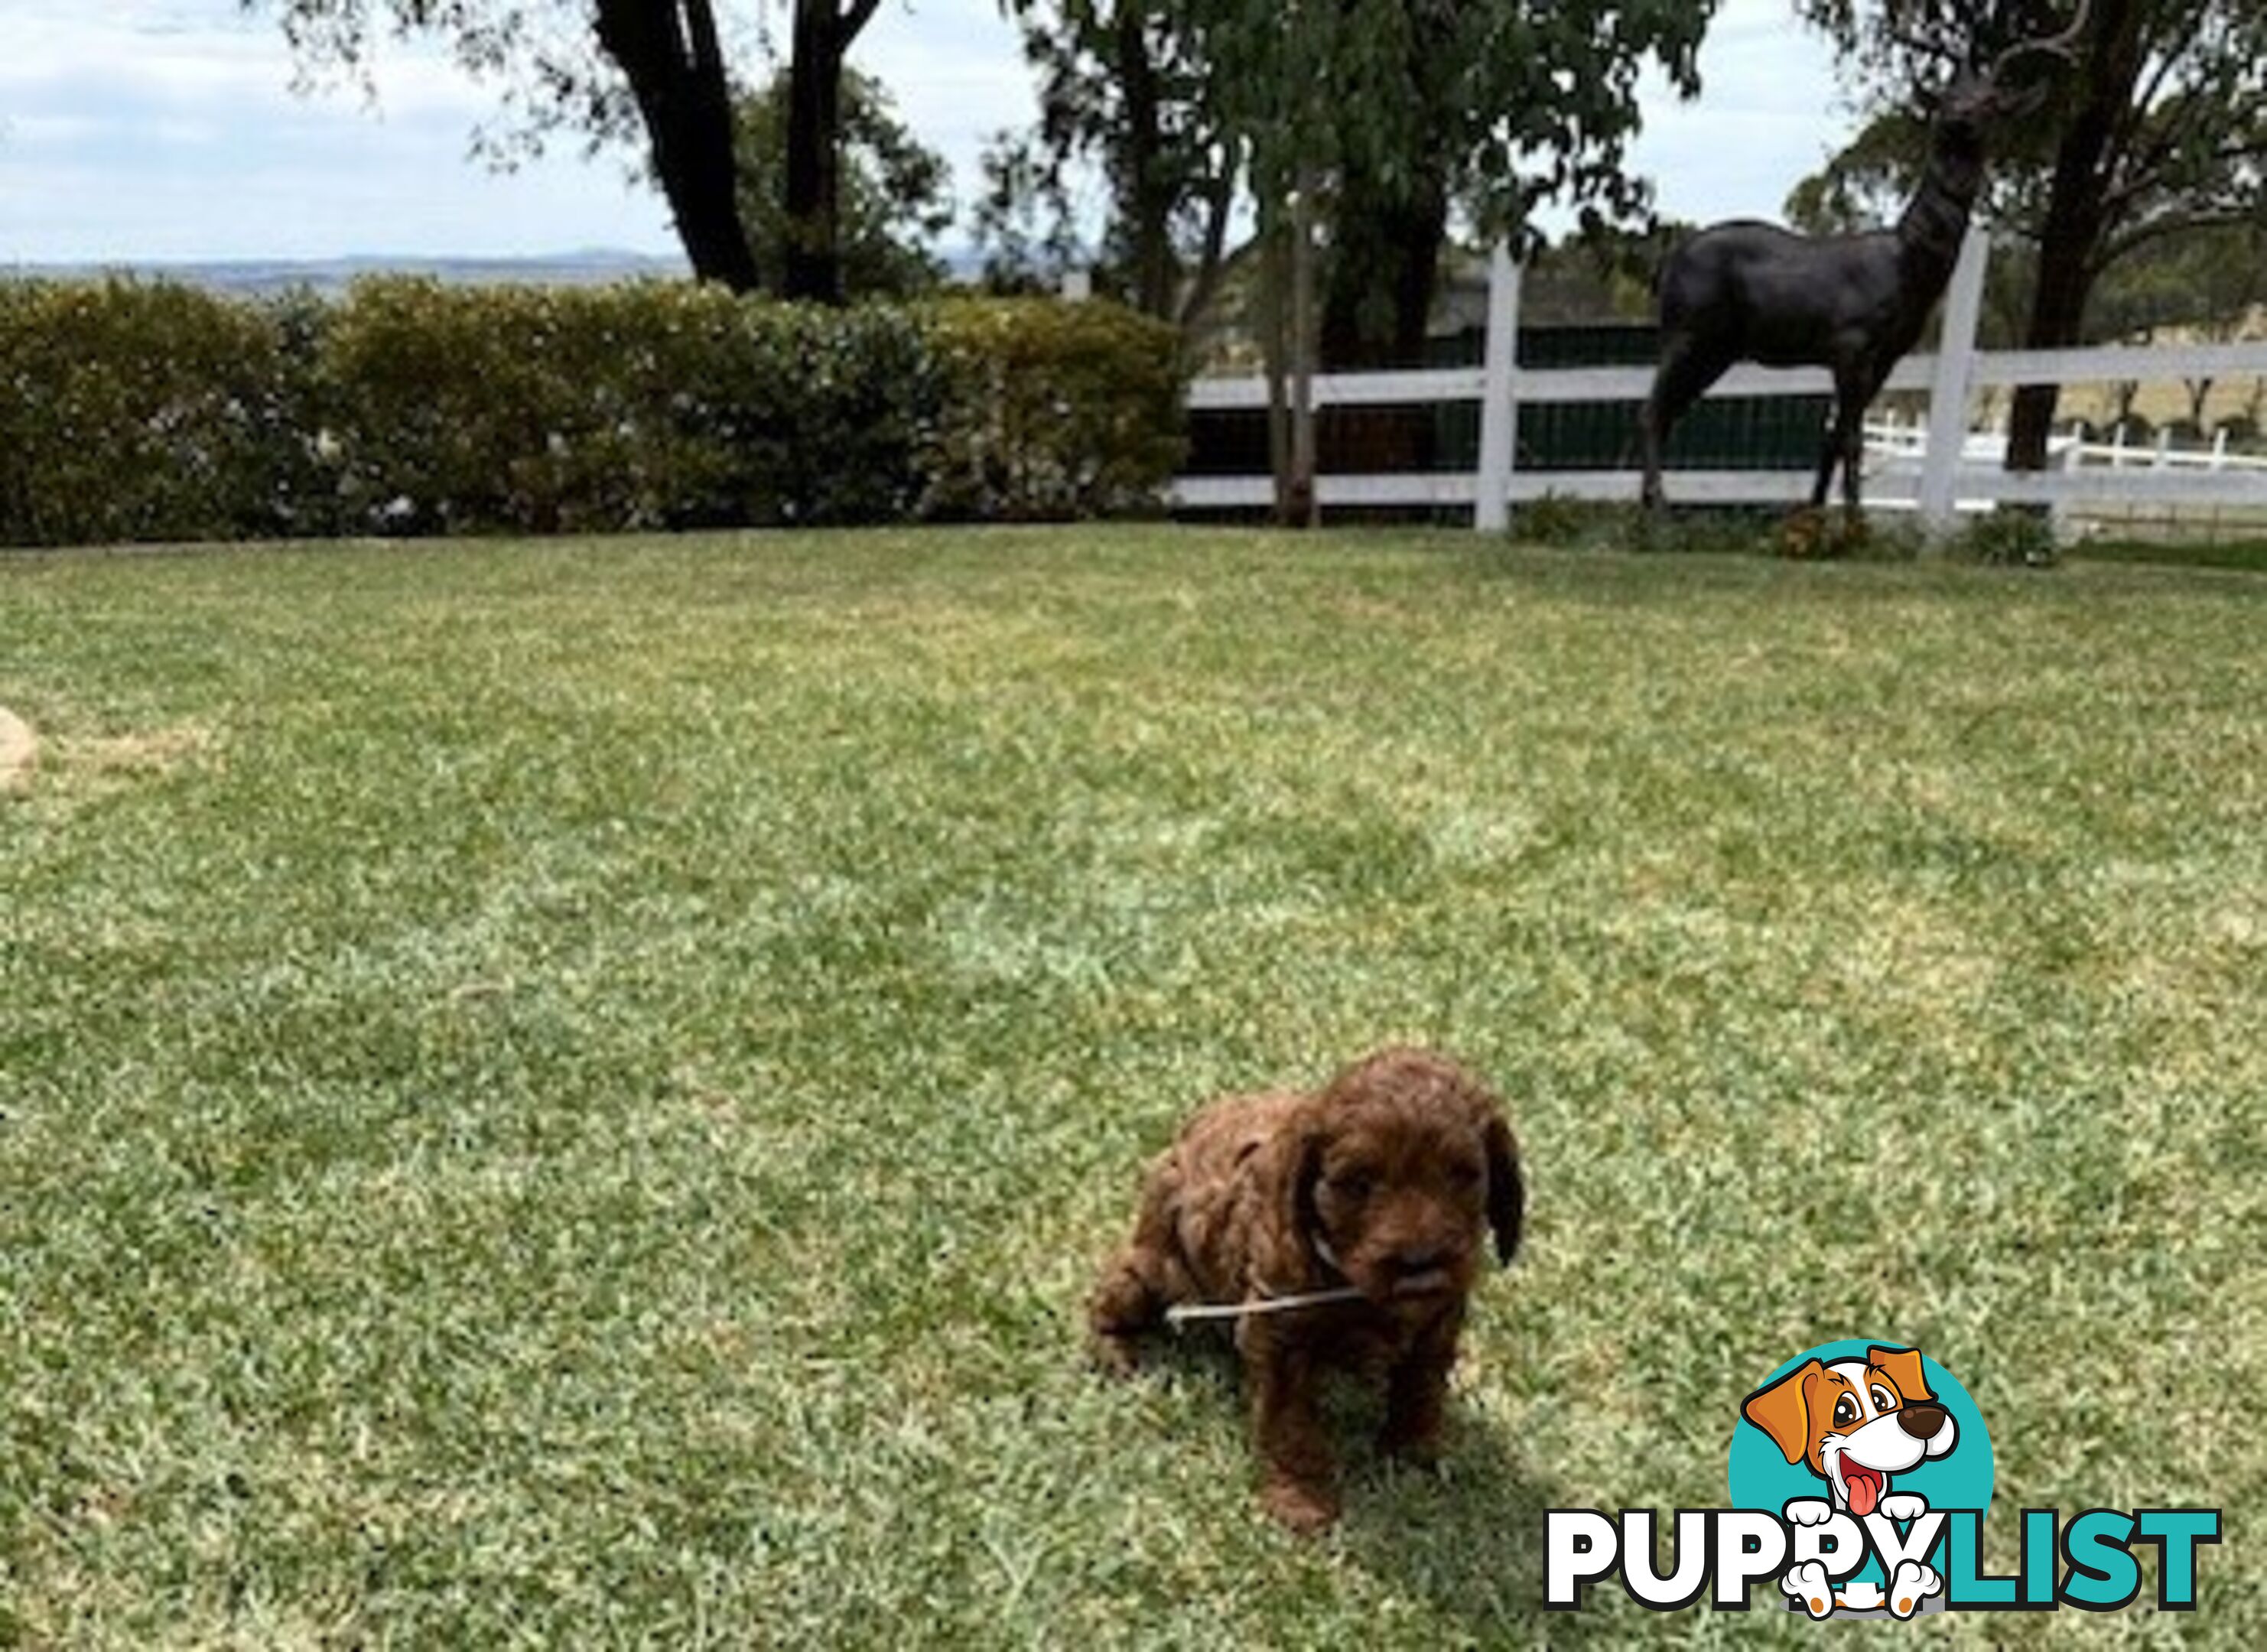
[
  {"xmin": 1316, "ymin": 171, "xmax": 1446, "ymax": 495},
  {"xmin": 783, "ymin": 0, "xmax": 884, "ymax": 304},
  {"xmin": 785, "ymin": 0, "xmax": 845, "ymax": 304},
  {"xmin": 1319, "ymin": 178, "xmax": 1448, "ymax": 371},
  {"xmin": 2006, "ymin": 131, "xmax": 2110, "ymax": 470},
  {"xmin": 2006, "ymin": 0, "xmax": 2135, "ymax": 471},
  {"xmin": 1319, "ymin": 0, "xmax": 1452, "ymax": 372},
  {"xmin": 1261, "ymin": 213, "xmax": 1293, "ymax": 524},
  {"xmin": 1287, "ymin": 174, "xmax": 1319, "ymax": 528},
  {"xmin": 1112, "ymin": 6, "xmax": 1176, "ymax": 319},
  {"xmin": 594, "ymin": 0, "xmax": 759, "ymax": 292},
  {"xmin": 1176, "ymin": 167, "xmax": 1235, "ymax": 331}
]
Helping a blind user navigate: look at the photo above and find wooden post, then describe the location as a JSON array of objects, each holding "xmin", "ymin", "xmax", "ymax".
[
  {"xmin": 1919, "ymin": 225, "xmax": 1989, "ymax": 535},
  {"xmin": 1287, "ymin": 175, "xmax": 1319, "ymax": 528},
  {"xmin": 1475, "ymin": 242, "xmax": 1521, "ymax": 532}
]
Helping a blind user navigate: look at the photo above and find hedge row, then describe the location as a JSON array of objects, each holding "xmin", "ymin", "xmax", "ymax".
[{"xmin": 0, "ymin": 278, "xmax": 1187, "ymax": 548}]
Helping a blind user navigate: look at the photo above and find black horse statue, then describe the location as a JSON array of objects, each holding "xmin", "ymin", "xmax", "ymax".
[{"xmin": 1639, "ymin": 5, "xmax": 2089, "ymax": 515}]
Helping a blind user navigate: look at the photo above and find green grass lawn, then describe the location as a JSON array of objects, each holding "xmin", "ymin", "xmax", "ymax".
[{"xmin": 4, "ymin": 526, "xmax": 2262, "ymax": 1647}]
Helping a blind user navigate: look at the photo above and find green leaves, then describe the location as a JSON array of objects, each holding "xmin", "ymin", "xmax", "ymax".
[{"xmin": 0, "ymin": 280, "xmax": 1187, "ymax": 547}]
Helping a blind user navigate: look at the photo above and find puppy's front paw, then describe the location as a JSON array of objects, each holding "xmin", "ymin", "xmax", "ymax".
[
  {"xmin": 1876, "ymin": 1492, "xmax": 1927, "ymax": 1522},
  {"xmin": 1888, "ymin": 1561, "xmax": 1943, "ymax": 1618},
  {"xmin": 1086, "ymin": 1328, "xmax": 1142, "ymax": 1378},
  {"xmin": 1782, "ymin": 1497, "xmax": 1833, "ymax": 1527},
  {"xmin": 1261, "ymin": 1475, "xmax": 1340, "ymax": 1535},
  {"xmin": 1781, "ymin": 1560, "xmax": 1834, "ymax": 1618}
]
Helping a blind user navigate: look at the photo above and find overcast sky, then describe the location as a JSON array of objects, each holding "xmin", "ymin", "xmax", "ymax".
[{"xmin": 0, "ymin": 0, "xmax": 1847, "ymax": 266}]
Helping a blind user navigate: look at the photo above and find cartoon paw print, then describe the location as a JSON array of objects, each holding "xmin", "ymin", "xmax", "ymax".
[
  {"xmin": 1781, "ymin": 1560, "xmax": 1835, "ymax": 1619},
  {"xmin": 1878, "ymin": 1493, "xmax": 1930, "ymax": 1522},
  {"xmin": 1888, "ymin": 1560, "xmax": 1943, "ymax": 1618},
  {"xmin": 1781, "ymin": 1497, "xmax": 1833, "ymax": 1527}
]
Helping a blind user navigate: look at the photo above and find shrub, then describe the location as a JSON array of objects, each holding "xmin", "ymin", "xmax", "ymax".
[
  {"xmin": 316, "ymin": 281, "xmax": 946, "ymax": 535},
  {"xmin": 920, "ymin": 298, "xmax": 1186, "ymax": 521},
  {"xmin": 0, "ymin": 279, "xmax": 324, "ymax": 546},
  {"xmin": 1947, "ymin": 506, "xmax": 2060, "ymax": 567},
  {"xmin": 1508, "ymin": 493, "xmax": 1631, "ymax": 548},
  {"xmin": 0, "ymin": 279, "xmax": 1186, "ymax": 548}
]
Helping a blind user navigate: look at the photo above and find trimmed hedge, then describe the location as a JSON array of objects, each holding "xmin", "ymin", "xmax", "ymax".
[
  {"xmin": 0, "ymin": 281, "xmax": 325, "ymax": 546},
  {"xmin": 0, "ymin": 278, "xmax": 1186, "ymax": 548},
  {"xmin": 921, "ymin": 300, "xmax": 1186, "ymax": 522}
]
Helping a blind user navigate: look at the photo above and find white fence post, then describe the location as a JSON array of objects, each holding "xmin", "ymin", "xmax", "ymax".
[
  {"xmin": 1474, "ymin": 242, "xmax": 1521, "ymax": 532},
  {"xmin": 2052, "ymin": 421, "xmax": 2083, "ymax": 539},
  {"xmin": 1918, "ymin": 224, "xmax": 1990, "ymax": 535}
]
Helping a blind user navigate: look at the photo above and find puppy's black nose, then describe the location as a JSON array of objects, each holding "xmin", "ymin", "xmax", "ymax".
[
  {"xmin": 1394, "ymin": 1245, "xmax": 1451, "ymax": 1276},
  {"xmin": 1898, "ymin": 1403, "xmax": 1947, "ymax": 1439}
]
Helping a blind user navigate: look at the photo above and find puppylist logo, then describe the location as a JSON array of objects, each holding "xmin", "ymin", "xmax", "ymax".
[{"xmin": 1547, "ymin": 1340, "xmax": 2222, "ymax": 1618}]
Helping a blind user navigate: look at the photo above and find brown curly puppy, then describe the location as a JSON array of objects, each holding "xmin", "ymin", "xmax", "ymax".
[{"xmin": 1088, "ymin": 1046, "xmax": 1523, "ymax": 1532}]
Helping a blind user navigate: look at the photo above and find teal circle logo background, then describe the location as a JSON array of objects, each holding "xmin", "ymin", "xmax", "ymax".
[{"xmin": 1727, "ymin": 1340, "xmax": 1995, "ymax": 1532}]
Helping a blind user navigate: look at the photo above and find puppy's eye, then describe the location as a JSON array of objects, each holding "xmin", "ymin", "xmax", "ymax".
[
  {"xmin": 1832, "ymin": 1395, "xmax": 1860, "ymax": 1428},
  {"xmin": 1329, "ymin": 1170, "xmax": 1374, "ymax": 1202},
  {"xmin": 1871, "ymin": 1384, "xmax": 1898, "ymax": 1412}
]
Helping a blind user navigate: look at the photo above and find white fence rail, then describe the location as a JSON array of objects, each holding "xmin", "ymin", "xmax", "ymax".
[{"xmin": 1171, "ymin": 229, "xmax": 2267, "ymax": 532}]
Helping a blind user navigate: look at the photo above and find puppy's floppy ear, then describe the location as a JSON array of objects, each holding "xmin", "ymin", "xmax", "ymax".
[
  {"xmin": 1744, "ymin": 1359, "xmax": 1823, "ymax": 1466},
  {"xmin": 1482, "ymin": 1112, "xmax": 1524, "ymax": 1266},
  {"xmin": 1449, "ymin": 1074, "xmax": 1524, "ymax": 1266},
  {"xmin": 1869, "ymin": 1345, "xmax": 1933, "ymax": 1406}
]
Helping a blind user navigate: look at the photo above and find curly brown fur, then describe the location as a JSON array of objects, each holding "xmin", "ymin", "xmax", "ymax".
[{"xmin": 1088, "ymin": 1046, "xmax": 1523, "ymax": 1532}]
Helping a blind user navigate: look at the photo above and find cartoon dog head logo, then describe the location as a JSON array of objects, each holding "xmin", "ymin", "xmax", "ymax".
[
  {"xmin": 1742, "ymin": 1345, "xmax": 1958, "ymax": 1519},
  {"xmin": 1729, "ymin": 1339, "xmax": 1994, "ymax": 1620},
  {"xmin": 1547, "ymin": 1340, "xmax": 2217, "ymax": 1618}
]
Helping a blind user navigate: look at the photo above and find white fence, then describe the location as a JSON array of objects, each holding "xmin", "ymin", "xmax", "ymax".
[{"xmin": 1170, "ymin": 230, "xmax": 2267, "ymax": 532}]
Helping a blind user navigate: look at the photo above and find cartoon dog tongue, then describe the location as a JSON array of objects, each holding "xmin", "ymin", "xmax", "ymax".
[{"xmin": 1843, "ymin": 1464, "xmax": 1885, "ymax": 1517}]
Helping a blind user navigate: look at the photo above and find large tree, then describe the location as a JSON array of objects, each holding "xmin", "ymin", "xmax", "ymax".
[
  {"xmin": 248, "ymin": 0, "xmax": 900, "ymax": 301},
  {"xmin": 997, "ymin": 0, "xmax": 1719, "ymax": 518},
  {"xmin": 1000, "ymin": 1, "xmax": 1716, "ymax": 363},
  {"xmin": 1309, "ymin": 0, "xmax": 1716, "ymax": 371},
  {"xmin": 1797, "ymin": 0, "xmax": 2267, "ymax": 467}
]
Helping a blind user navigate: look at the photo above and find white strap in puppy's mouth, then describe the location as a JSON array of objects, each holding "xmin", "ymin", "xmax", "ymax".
[
  {"xmin": 1162, "ymin": 1233, "xmax": 1361, "ymax": 1329},
  {"xmin": 1163, "ymin": 1283, "xmax": 1365, "ymax": 1329}
]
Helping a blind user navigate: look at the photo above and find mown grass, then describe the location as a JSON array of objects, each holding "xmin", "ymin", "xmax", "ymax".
[
  {"xmin": 3, "ymin": 526, "xmax": 2262, "ymax": 1647},
  {"xmin": 2070, "ymin": 535, "xmax": 2267, "ymax": 575}
]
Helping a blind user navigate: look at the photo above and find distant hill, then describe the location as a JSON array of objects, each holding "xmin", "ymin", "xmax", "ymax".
[
  {"xmin": 1, "ymin": 249, "xmax": 691, "ymax": 297},
  {"xmin": 3, "ymin": 246, "xmax": 997, "ymax": 295}
]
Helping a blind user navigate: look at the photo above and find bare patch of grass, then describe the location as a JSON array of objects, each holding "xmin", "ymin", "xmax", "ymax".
[{"xmin": 0, "ymin": 705, "xmax": 34, "ymax": 789}]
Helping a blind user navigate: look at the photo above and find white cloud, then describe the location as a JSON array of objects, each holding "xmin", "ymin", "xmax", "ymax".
[
  {"xmin": 0, "ymin": 2, "xmax": 673, "ymax": 260},
  {"xmin": 1622, "ymin": 0, "xmax": 1847, "ymax": 227},
  {"xmin": 0, "ymin": 0, "xmax": 1852, "ymax": 264}
]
